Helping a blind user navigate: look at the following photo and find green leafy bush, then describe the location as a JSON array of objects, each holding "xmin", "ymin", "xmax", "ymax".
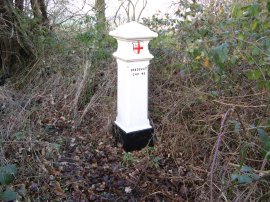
[
  {"xmin": 143, "ymin": 0, "xmax": 270, "ymax": 198},
  {"xmin": 76, "ymin": 16, "xmax": 116, "ymax": 66}
]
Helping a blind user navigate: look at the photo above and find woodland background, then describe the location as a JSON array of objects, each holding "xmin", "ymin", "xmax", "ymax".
[{"xmin": 0, "ymin": 0, "xmax": 270, "ymax": 201}]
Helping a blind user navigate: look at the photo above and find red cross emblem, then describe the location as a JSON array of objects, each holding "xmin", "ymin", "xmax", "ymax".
[{"xmin": 133, "ymin": 41, "xmax": 143, "ymax": 54}]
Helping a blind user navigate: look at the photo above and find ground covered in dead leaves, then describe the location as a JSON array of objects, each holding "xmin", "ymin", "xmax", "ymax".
[{"xmin": 4, "ymin": 121, "xmax": 199, "ymax": 201}]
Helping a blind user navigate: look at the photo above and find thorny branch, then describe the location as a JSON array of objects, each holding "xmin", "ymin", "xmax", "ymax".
[{"xmin": 210, "ymin": 108, "xmax": 234, "ymax": 202}]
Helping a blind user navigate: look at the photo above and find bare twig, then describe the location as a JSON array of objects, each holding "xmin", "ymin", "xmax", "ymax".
[
  {"xmin": 127, "ymin": 0, "xmax": 135, "ymax": 21},
  {"xmin": 210, "ymin": 108, "xmax": 234, "ymax": 202},
  {"xmin": 259, "ymin": 151, "xmax": 270, "ymax": 176},
  {"xmin": 72, "ymin": 59, "xmax": 91, "ymax": 118},
  {"xmin": 213, "ymin": 100, "xmax": 267, "ymax": 108},
  {"xmin": 113, "ymin": 0, "xmax": 148, "ymax": 25},
  {"xmin": 76, "ymin": 67, "xmax": 114, "ymax": 126},
  {"xmin": 122, "ymin": 1, "xmax": 130, "ymax": 22},
  {"xmin": 235, "ymin": 108, "xmax": 248, "ymax": 139},
  {"xmin": 7, "ymin": 97, "xmax": 33, "ymax": 135},
  {"xmin": 136, "ymin": 0, "xmax": 147, "ymax": 21},
  {"xmin": 113, "ymin": 0, "xmax": 126, "ymax": 26}
]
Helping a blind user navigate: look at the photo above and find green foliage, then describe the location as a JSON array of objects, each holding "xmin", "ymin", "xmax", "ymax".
[
  {"xmin": 76, "ymin": 16, "xmax": 116, "ymax": 66},
  {"xmin": 0, "ymin": 190, "xmax": 18, "ymax": 202},
  {"xmin": 17, "ymin": 13, "xmax": 59, "ymax": 55},
  {"xmin": 0, "ymin": 164, "xmax": 17, "ymax": 185},
  {"xmin": 0, "ymin": 164, "xmax": 18, "ymax": 201},
  {"xmin": 121, "ymin": 152, "xmax": 135, "ymax": 166},
  {"xmin": 257, "ymin": 128, "xmax": 270, "ymax": 159},
  {"xmin": 147, "ymin": 0, "xmax": 270, "ymax": 92},
  {"xmin": 141, "ymin": 147, "xmax": 161, "ymax": 168},
  {"xmin": 144, "ymin": 1, "xmax": 270, "ymax": 193},
  {"xmin": 174, "ymin": 0, "xmax": 203, "ymax": 20},
  {"xmin": 211, "ymin": 43, "xmax": 229, "ymax": 70},
  {"xmin": 13, "ymin": 131, "xmax": 27, "ymax": 140},
  {"xmin": 229, "ymin": 127, "xmax": 270, "ymax": 186},
  {"xmin": 231, "ymin": 165, "xmax": 260, "ymax": 184},
  {"xmin": 246, "ymin": 69, "xmax": 261, "ymax": 80},
  {"xmin": 229, "ymin": 120, "xmax": 241, "ymax": 134},
  {"xmin": 239, "ymin": 143, "xmax": 249, "ymax": 167}
]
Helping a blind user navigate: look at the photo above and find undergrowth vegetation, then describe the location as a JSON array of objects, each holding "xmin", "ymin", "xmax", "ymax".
[
  {"xmin": 146, "ymin": 0, "xmax": 270, "ymax": 200},
  {"xmin": 1, "ymin": 0, "xmax": 270, "ymax": 201}
]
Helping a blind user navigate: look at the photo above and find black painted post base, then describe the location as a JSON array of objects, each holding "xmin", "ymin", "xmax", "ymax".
[{"xmin": 112, "ymin": 123, "xmax": 154, "ymax": 152}]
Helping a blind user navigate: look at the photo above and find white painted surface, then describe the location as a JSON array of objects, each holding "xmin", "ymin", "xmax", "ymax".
[
  {"xmin": 110, "ymin": 21, "xmax": 157, "ymax": 133},
  {"xmin": 109, "ymin": 21, "xmax": 158, "ymax": 40}
]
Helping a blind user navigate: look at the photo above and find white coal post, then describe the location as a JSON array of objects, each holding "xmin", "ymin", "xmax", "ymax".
[{"xmin": 110, "ymin": 21, "xmax": 158, "ymax": 152}]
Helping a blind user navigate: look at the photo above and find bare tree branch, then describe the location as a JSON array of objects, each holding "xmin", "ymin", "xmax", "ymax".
[
  {"xmin": 134, "ymin": 0, "xmax": 140, "ymax": 8},
  {"xmin": 137, "ymin": 0, "xmax": 147, "ymax": 21},
  {"xmin": 113, "ymin": 0, "xmax": 126, "ymax": 27},
  {"xmin": 127, "ymin": 0, "xmax": 135, "ymax": 21},
  {"xmin": 114, "ymin": 0, "xmax": 148, "ymax": 24},
  {"xmin": 123, "ymin": 1, "xmax": 130, "ymax": 22}
]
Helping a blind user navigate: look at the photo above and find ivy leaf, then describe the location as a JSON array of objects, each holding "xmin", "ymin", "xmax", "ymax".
[
  {"xmin": 51, "ymin": 143, "xmax": 61, "ymax": 151},
  {"xmin": 250, "ymin": 173, "xmax": 260, "ymax": 181},
  {"xmin": 0, "ymin": 171, "xmax": 14, "ymax": 185},
  {"xmin": 0, "ymin": 164, "xmax": 17, "ymax": 185},
  {"xmin": 229, "ymin": 120, "xmax": 241, "ymax": 134},
  {"xmin": 231, "ymin": 173, "xmax": 239, "ymax": 181},
  {"xmin": 257, "ymin": 128, "xmax": 270, "ymax": 158},
  {"xmin": 240, "ymin": 165, "xmax": 253, "ymax": 173},
  {"xmin": 238, "ymin": 174, "xmax": 253, "ymax": 184},
  {"xmin": 231, "ymin": 168, "xmax": 260, "ymax": 184},
  {"xmin": 246, "ymin": 70, "xmax": 261, "ymax": 80},
  {"xmin": 252, "ymin": 47, "xmax": 260, "ymax": 56},
  {"xmin": 242, "ymin": 4, "xmax": 260, "ymax": 17},
  {"xmin": 240, "ymin": 144, "xmax": 249, "ymax": 167},
  {"xmin": 4, "ymin": 164, "xmax": 17, "ymax": 175},
  {"xmin": 237, "ymin": 33, "xmax": 245, "ymax": 40},
  {"xmin": 258, "ymin": 81, "xmax": 270, "ymax": 91},
  {"xmin": 212, "ymin": 43, "xmax": 229, "ymax": 66},
  {"xmin": 232, "ymin": 4, "xmax": 243, "ymax": 18},
  {"xmin": 251, "ymin": 20, "xmax": 259, "ymax": 31},
  {"xmin": 257, "ymin": 128, "xmax": 270, "ymax": 143},
  {"xmin": 263, "ymin": 38, "xmax": 270, "ymax": 53},
  {"xmin": 13, "ymin": 131, "xmax": 26, "ymax": 140},
  {"xmin": 267, "ymin": 2, "xmax": 270, "ymax": 12},
  {"xmin": 230, "ymin": 173, "xmax": 253, "ymax": 184},
  {"xmin": 0, "ymin": 190, "xmax": 17, "ymax": 202},
  {"xmin": 264, "ymin": 21, "xmax": 270, "ymax": 29}
]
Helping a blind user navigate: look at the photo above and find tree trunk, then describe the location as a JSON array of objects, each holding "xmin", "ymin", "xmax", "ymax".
[
  {"xmin": 15, "ymin": 0, "xmax": 24, "ymax": 12},
  {"xmin": 30, "ymin": 0, "xmax": 49, "ymax": 25},
  {"xmin": 30, "ymin": 0, "xmax": 42, "ymax": 19},
  {"xmin": 0, "ymin": 0, "xmax": 48, "ymax": 82},
  {"xmin": 0, "ymin": 0, "xmax": 15, "ymax": 76},
  {"xmin": 38, "ymin": 0, "xmax": 49, "ymax": 25},
  {"xmin": 95, "ymin": 0, "xmax": 106, "ymax": 33}
]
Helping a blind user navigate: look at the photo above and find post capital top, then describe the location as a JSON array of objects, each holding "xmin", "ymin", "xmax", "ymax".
[{"xmin": 109, "ymin": 21, "xmax": 158, "ymax": 40}]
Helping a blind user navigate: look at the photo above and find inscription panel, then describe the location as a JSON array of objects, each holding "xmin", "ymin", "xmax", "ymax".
[{"xmin": 130, "ymin": 67, "xmax": 147, "ymax": 76}]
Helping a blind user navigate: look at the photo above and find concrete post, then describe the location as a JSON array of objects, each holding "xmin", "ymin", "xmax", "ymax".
[{"xmin": 110, "ymin": 21, "xmax": 158, "ymax": 152}]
